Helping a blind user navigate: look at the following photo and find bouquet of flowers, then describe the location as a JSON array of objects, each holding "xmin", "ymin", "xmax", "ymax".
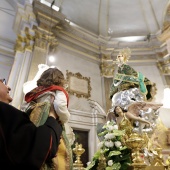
[{"xmin": 85, "ymin": 121, "xmax": 132, "ymax": 170}]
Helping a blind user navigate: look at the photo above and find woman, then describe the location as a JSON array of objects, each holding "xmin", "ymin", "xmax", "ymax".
[
  {"xmin": 22, "ymin": 67, "xmax": 74, "ymax": 170},
  {"xmin": 110, "ymin": 48, "xmax": 157, "ymax": 101}
]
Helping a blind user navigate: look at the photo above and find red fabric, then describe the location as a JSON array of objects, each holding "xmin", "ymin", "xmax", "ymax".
[{"xmin": 25, "ymin": 85, "xmax": 69, "ymax": 107}]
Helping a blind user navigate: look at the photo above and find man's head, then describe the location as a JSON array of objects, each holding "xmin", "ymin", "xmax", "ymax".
[{"xmin": 0, "ymin": 79, "xmax": 12, "ymax": 104}]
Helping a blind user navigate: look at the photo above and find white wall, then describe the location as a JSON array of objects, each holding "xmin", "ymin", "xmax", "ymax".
[
  {"xmin": 0, "ymin": 0, "xmax": 15, "ymax": 82},
  {"xmin": 131, "ymin": 63, "xmax": 165, "ymax": 103},
  {"xmin": 0, "ymin": 0, "xmax": 16, "ymax": 42},
  {"xmin": 47, "ymin": 48, "xmax": 104, "ymax": 112},
  {"xmin": 0, "ymin": 54, "xmax": 14, "ymax": 81}
]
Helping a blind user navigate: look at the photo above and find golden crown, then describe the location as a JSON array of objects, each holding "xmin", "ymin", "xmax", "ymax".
[{"xmin": 117, "ymin": 47, "xmax": 131, "ymax": 63}]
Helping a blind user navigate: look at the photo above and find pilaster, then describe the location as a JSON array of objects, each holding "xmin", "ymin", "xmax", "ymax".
[{"xmin": 8, "ymin": 1, "xmax": 37, "ymax": 107}]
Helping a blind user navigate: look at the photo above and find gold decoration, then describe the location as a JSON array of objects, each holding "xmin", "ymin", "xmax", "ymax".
[
  {"xmin": 97, "ymin": 153, "xmax": 106, "ymax": 170},
  {"xmin": 125, "ymin": 132, "xmax": 148, "ymax": 170},
  {"xmin": 14, "ymin": 27, "xmax": 36, "ymax": 53},
  {"xmin": 165, "ymin": 155, "xmax": 170, "ymax": 169},
  {"xmin": 14, "ymin": 32, "xmax": 26, "ymax": 52},
  {"xmin": 151, "ymin": 147, "xmax": 165, "ymax": 166},
  {"xmin": 117, "ymin": 47, "xmax": 131, "ymax": 63},
  {"xmin": 158, "ymin": 20, "xmax": 170, "ymax": 42},
  {"xmin": 123, "ymin": 117, "xmax": 168, "ymax": 169},
  {"xmin": 100, "ymin": 61, "xmax": 115, "ymax": 77},
  {"xmin": 36, "ymin": 11, "xmax": 59, "ymax": 31},
  {"xmin": 157, "ymin": 59, "xmax": 170, "ymax": 75},
  {"xmin": 29, "ymin": 25, "xmax": 59, "ymax": 52},
  {"xmin": 73, "ymin": 142, "xmax": 85, "ymax": 169},
  {"xmin": 66, "ymin": 70, "xmax": 92, "ymax": 99},
  {"xmin": 167, "ymin": 128, "xmax": 170, "ymax": 145},
  {"xmin": 158, "ymin": 4, "xmax": 170, "ymax": 42}
]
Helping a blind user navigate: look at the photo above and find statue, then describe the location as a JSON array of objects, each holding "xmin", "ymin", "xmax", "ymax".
[
  {"xmin": 108, "ymin": 48, "xmax": 164, "ymax": 169},
  {"xmin": 87, "ymin": 47, "xmax": 164, "ymax": 170},
  {"xmin": 110, "ymin": 47, "xmax": 157, "ymax": 102},
  {"xmin": 109, "ymin": 48, "xmax": 162, "ymax": 134}
]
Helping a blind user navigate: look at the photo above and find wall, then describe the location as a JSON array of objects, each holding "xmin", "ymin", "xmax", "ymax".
[
  {"xmin": 47, "ymin": 47, "xmax": 105, "ymax": 112},
  {"xmin": 132, "ymin": 63, "xmax": 165, "ymax": 103},
  {"xmin": 0, "ymin": 54, "xmax": 14, "ymax": 81}
]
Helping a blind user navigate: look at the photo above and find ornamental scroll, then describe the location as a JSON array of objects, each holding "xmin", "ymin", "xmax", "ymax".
[{"xmin": 66, "ymin": 70, "xmax": 92, "ymax": 98}]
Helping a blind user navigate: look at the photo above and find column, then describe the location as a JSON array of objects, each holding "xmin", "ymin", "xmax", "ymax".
[{"xmin": 8, "ymin": 1, "xmax": 37, "ymax": 108}]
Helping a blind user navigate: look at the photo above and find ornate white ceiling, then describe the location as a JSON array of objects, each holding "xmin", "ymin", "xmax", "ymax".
[
  {"xmin": 44, "ymin": 0, "xmax": 169, "ymax": 40},
  {"xmin": 1, "ymin": 0, "xmax": 170, "ymax": 62},
  {"xmin": 2, "ymin": 0, "xmax": 169, "ymax": 43}
]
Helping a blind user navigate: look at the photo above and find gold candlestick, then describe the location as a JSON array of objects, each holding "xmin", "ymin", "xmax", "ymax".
[{"xmin": 73, "ymin": 142, "xmax": 85, "ymax": 168}]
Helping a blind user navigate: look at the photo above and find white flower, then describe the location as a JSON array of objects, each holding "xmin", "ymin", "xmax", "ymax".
[
  {"xmin": 105, "ymin": 141, "xmax": 114, "ymax": 148},
  {"xmin": 106, "ymin": 121, "xmax": 110, "ymax": 125},
  {"xmin": 108, "ymin": 160, "xmax": 113, "ymax": 166},
  {"xmin": 113, "ymin": 125, "xmax": 118, "ymax": 130},
  {"xmin": 86, "ymin": 162, "xmax": 91, "ymax": 166},
  {"xmin": 107, "ymin": 125, "xmax": 114, "ymax": 131},
  {"xmin": 104, "ymin": 133, "xmax": 115, "ymax": 140},
  {"xmin": 115, "ymin": 141, "xmax": 122, "ymax": 148},
  {"xmin": 97, "ymin": 142, "xmax": 103, "ymax": 149}
]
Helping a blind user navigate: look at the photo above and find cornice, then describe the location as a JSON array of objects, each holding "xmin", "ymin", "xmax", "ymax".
[
  {"xmin": 0, "ymin": 37, "xmax": 15, "ymax": 58},
  {"xmin": 36, "ymin": 11, "xmax": 60, "ymax": 31},
  {"xmin": 0, "ymin": 48, "xmax": 14, "ymax": 58},
  {"xmin": 158, "ymin": 26, "xmax": 170, "ymax": 42},
  {"xmin": 58, "ymin": 43, "xmax": 100, "ymax": 64},
  {"xmin": 32, "ymin": 1, "xmax": 165, "ymax": 58},
  {"xmin": 30, "ymin": 0, "xmax": 170, "ymax": 78},
  {"xmin": 0, "ymin": 37, "xmax": 15, "ymax": 50},
  {"xmin": 54, "ymin": 31, "xmax": 99, "ymax": 55},
  {"xmin": 58, "ymin": 30, "xmax": 99, "ymax": 49},
  {"xmin": 13, "ymin": 2, "xmax": 37, "ymax": 34},
  {"xmin": 158, "ymin": 3, "xmax": 170, "ymax": 43},
  {"xmin": 33, "ymin": 1, "xmax": 66, "ymax": 21}
]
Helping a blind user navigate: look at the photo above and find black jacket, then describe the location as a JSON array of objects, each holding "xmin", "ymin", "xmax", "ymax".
[{"xmin": 0, "ymin": 101, "xmax": 62, "ymax": 169}]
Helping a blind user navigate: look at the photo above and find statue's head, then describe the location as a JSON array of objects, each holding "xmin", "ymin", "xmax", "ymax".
[{"xmin": 116, "ymin": 47, "xmax": 131, "ymax": 64}]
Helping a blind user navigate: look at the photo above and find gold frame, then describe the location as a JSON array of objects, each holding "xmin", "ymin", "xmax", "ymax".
[{"xmin": 66, "ymin": 70, "xmax": 92, "ymax": 98}]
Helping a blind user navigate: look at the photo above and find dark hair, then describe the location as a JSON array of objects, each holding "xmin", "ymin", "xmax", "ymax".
[
  {"xmin": 37, "ymin": 67, "xmax": 65, "ymax": 87},
  {"xmin": 113, "ymin": 106, "xmax": 126, "ymax": 117},
  {"xmin": 113, "ymin": 106, "xmax": 120, "ymax": 117}
]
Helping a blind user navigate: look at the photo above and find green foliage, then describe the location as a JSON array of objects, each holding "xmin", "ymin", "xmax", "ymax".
[{"xmin": 85, "ymin": 121, "xmax": 132, "ymax": 170}]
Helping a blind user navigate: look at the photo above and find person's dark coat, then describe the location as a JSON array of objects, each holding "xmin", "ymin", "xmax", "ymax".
[{"xmin": 0, "ymin": 101, "xmax": 62, "ymax": 170}]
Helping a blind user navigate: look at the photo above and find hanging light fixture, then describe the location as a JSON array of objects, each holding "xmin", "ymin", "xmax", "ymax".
[{"xmin": 45, "ymin": 0, "xmax": 59, "ymax": 65}]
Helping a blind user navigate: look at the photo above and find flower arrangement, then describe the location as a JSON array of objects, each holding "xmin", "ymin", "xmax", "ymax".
[{"xmin": 85, "ymin": 121, "xmax": 132, "ymax": 170}]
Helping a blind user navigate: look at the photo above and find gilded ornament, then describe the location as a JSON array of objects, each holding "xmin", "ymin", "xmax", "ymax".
[{"xmin": 73, "ymin": 142, "xmax": 85, "ymax": 169}]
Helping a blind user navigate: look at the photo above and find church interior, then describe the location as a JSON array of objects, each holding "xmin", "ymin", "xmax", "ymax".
[{"xmin": 1, "ymin": 0, "xmax": 170, "ymax": 169}]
